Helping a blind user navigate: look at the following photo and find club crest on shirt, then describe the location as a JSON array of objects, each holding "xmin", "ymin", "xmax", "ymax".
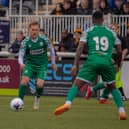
[
  {"xmin": 28, "ymin": 44, "xmax": 31, "ymax": 48},
  {"xmin": 40, "ymin": 42, "xmax": 44, "ymax": 46},
  {"xmin": 24, "ymin": 70, "xmax": 28, "ymax": 73}
]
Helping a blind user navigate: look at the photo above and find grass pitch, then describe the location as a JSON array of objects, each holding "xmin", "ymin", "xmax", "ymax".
[{"xmin": 0, "ymin": 96, "xmax": 128, "ymax": 129}]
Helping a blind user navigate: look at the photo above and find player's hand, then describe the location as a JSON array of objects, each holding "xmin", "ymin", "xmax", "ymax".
[
  {"xmin": 20, "ymin": 64, "xmax": 25, "ymax": 71},
  {"xmin": 52, "ymin": 64, "xmax": 57, "ymax": 71},
  {"xmin": 71, "ymin": 65, "xmax": 77, "ymax": 76}
]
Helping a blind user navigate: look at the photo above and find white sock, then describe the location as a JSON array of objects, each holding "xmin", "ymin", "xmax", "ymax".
[
  {"xmin": 119, "ymin": 107, "xmax": 125, "ymax": 113},
  {"xmin": 65, "ymin": 101, "xmax": 71, "ymax": 105},
  {"xmin": 100, "ymin": 97, "xmax": 107, "ymax": 100}
]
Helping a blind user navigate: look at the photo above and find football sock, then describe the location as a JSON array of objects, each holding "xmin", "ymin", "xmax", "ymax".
[
  {"xmin": 18, "ymin": 84, "xmax": 27, "ymax": 100},
  {"xmin": 118, "ymin": 87, "xmax": 125, "ymax": 97},
  {"xmin": 93, "ymin": 83, "xmax": 105, "ymax": 91},
  {"xmin": 111, "ymin": 88, "xmax": 123, "ymax": 108},
  {"xmin": 36, "ymin": 87, "xmax": 43, "ymax": 98},
  {"xmin": 101, "ymin": 88, "xmax": 110, "ymax": 99},
  {"xmin": 66, "ymin": 85, "xmax": 79, "ymax": 102}
]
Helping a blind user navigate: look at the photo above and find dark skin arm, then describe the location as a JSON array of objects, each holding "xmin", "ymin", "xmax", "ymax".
[
  {"xmin": 115, "ymin": 44, "xmax": 122, "ymax": 69},
  {"xmin": 71, "ymin": 41, "xmax": 85, "ymax": 76}
]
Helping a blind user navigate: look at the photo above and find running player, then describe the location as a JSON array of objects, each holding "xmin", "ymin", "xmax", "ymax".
[
  {"xmin": 18, "ymin": 21, "xmax": 57, "ymax": 110},
  {"xmin": 54, "ymin": 11, "xmax": 127, "ymax": 120},
  {"xmin": 85, "ymin": 23, "xmax": 127, "ymax": 103}
]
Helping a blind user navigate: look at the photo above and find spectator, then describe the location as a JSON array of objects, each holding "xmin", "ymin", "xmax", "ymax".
[
  {"xmin": 72, "ymin": 0, "xmax": 78, "ymax": 8},
  {"xmin": 75, "ymin": 0, "xmax": 92, "ymax": 8},
  {"xmin": 39, "ymin": 28, "xmax": 47, "ymax": 36},
  {"xmin": 122, "ymin": 2, "xmax": 129, "ymax": 14},
  {"xmin": 50, "ymin": 2, "xmax": 64, "ymax": 15},
  {"xmin": 112, "ymin": 0, "xmax": 123, "ymax": 14},
  {"xmin": 92, "ymin": 0, "xmax": 100, "ymax": 12},
  {"xmin": 0, "ymin": 0, "xmax": 9, "ymax": 7},
  {"xmin": 110, "ymin": 23, "xmax": 125, "ymax": 49},
  {"xmin": 76, "ymin": 0, "xmax": 92, "ymax": 15},
  {"xmin": 109, "ymin": 0, "xmax": 126, "ymax": 9},
  {"xmin": 0, "ymin": 8, "xmax": 6, "ymax": 17},
  {"xmin": 72, "ymin": 28, "xmax": 82, "ymax": 52},
  {"xmin": 99, "ymin": 0, "xmax": 111, "ymax": 14},
  {"xmin": 9, "ymin": 31, "xmax": 24, "ymax": 53},
  {"xmin": 0, "ymin": 0, "xmax": 8, "ymax": 17},
  {"xmin": 58, "ymin": 29, "xmax": 75, "ymax": 52},
  {"xmin": 76, "ymin": 0, "xmax": 81, "ymax": 8},
  {"xmin": 63, "ymin": 0, "xmax": 76, "ymax": 15}
]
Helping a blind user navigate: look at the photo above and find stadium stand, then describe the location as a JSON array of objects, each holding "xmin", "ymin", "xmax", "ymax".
[{"xmin": 1, "ymin": 0, "xmax": 129, "ymax": 49}]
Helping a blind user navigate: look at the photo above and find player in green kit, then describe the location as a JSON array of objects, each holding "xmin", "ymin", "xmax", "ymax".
[
  {"xmin": 54, "ymin": 11, "xmax": 127, "ymax": 120},
  {"xmin": 18, "ymin": 21, "xmax": 57, "ymax": 110}
]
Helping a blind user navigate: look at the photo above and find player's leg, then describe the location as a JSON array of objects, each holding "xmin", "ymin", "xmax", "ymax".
[
  {"xmin": 99, "ymin": 88, "xmax": 111, "ymax": 104},
  {"xmin": 102, "ymin": 65, "xmax": 127, "ymax": 120},
  {"xmin": 86, "ymin": 83, "xmax": 105, "ymax": 99},
  {"xmin": 97, "ymin": 67, "xmax": 124, "ymax": 103},
  {"xmin": 86, "ymin": 82, "xmax": 111, "ymax": 103},
  {"xmin": 54, "ymin": 78, "xmax": 86, "ymax": 115},
  {"xmin": 115, "ymin": 69, "xmax": 127, "ymax": 100},
  {"xmin": 118, "ymin": 87, "xmax": 127, "ymax": 101},
  {"xmin": 107, "ymin": 83, "xmax": 127, "ymax": 120},
  {"xmin": 28, "ymin": 78, "xmax": 36, "ymax": 94},
  {"xmin": 54, "ymin": 61, "xmax": 96, "ymax": 115},
  {"xmin": 18, "ymin": 76, "xmax": 30, "ymax": 100},
  {"xmin": 18, "ymin": 66, "xmax": 32, "ymax": 100},
  {"xmin": 33, "ymin": 79, "xmax": 45, "ymax": 110},
  {"xmin": 33, "ymin": 65, "xmax": 47, "ymax": 110}
]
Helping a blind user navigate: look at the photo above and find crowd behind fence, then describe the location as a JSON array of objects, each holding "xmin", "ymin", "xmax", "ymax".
[{"xmin": 9, "ymin": 15, "xmax": 129, "ymax": 44}]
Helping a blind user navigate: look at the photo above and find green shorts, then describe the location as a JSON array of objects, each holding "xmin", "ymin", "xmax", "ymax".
[
  {"xmin": 22, "ymin": 64, "xmax": 47, "ymax": 80},
  {"xmin": 77, "ymin": 55, "xmax": 116, "ymax": 84}
]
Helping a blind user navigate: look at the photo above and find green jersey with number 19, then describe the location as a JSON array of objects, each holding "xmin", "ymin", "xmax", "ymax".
[{"xmin": 80, "ymin": 25, "xmax": 121, "ymax": 58}]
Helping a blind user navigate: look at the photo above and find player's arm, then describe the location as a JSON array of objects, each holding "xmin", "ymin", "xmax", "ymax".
[
  {"xmin": 48, "ymin": 43, "xmax": 57, "ymax": 70},
  {"xmin": 18, "ymin": 41, "xmax": 26, "ymax": 70},
  {"xmin": 115, "ymin": 44, "xmax": 122, "ymax": 68},
  {"xmin": 45, "ymin": 36, "xmax": 57, "ymax": 71},
  {"xmin": 114, "ymin": 34, "xmax": 122, "ymax": 68},
  {"xmin": 71, "ymin": 31, "xmax": 87, "ymax": 76}
]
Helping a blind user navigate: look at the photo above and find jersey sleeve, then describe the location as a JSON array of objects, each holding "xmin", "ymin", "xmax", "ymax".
[
  {"xmin": 80, "ymin": 30, "xmax": 87, "ymax": 43},
  {"xmin": 20, "ymin": 37, "xmax": 28, "ymax": 53},
  {"xmin": 18, "ymin": 38, "xmax": 28, "ymax": 64},
  {"xmin": 40, "ymin": 35, "xmax": 51, "ymax": 48}
]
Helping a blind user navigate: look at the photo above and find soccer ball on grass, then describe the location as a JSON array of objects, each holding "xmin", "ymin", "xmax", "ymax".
[{"xmin": 10, "ymin": 97, "xmax": 24, "ymax": 111}]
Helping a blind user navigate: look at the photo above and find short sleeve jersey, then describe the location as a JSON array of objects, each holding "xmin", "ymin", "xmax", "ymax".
[
  {"xmin": 21, "ymin": 35, "xmax": 48, "ymax": 67},
  {"xmin": 80, "ymin": 25, "xmax": 121, "ymax": 58}
]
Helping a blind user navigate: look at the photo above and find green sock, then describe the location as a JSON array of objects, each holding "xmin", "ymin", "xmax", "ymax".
[
  {"xmin": 111, "ymin": 88, "xmax": 123, "ymax": 108},
  {"xmin": 101, "ymin": 88, "xmax": 110, "ymax": 99},
  {"xmin": 36, "ymin": 87, "xmax": 43, "ymax": 98},
  {"xmin": 66, "ymin": 85, "xmax": 79, "ymax": 102},
  {"xmin": 18, "ymin": 84, "xmax": 27, "ymax": 100},
  {"xmin": 93, "ymin": 83, "xmax": 105, "ymax": 91}
]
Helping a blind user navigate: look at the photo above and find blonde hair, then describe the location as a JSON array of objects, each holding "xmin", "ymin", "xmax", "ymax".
[{"xmin": 28, "ymin": 21, "xmax": 40, "ymax": 29}]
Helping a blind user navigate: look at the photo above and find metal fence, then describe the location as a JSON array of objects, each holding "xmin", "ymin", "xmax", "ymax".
[
  {"xmin": 9, "ymin": 15, "xmax": 129, "ymax": 43},
  {"xmin": 112, "ymin": 15, "xmax": 129, "ymax": 37}
]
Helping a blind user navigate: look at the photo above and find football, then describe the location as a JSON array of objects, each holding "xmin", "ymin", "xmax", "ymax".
[{"xmin": 10, "ymin": 98, "xmax": 24, "ymax": 111}]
